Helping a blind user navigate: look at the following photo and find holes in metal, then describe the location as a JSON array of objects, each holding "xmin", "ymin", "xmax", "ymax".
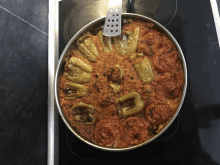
[{"xmin": 105, "ymin": 10, "xmax": 121, "ymax": 34}]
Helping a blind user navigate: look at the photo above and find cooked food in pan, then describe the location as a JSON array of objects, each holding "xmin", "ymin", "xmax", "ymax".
[{"xmin": 58, "ymin": 19, "xmax": 185, "ymax": 148}]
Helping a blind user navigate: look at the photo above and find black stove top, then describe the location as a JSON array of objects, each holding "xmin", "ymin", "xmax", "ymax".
[{"xmin": 58, "ymin": 0, "xmax": 220, "ymax": 164}]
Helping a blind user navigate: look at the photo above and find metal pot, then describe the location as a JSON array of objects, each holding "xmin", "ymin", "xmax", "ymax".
[{"xmin": 54, "ymin": 13, "xmax": 187, "ymax": 151}]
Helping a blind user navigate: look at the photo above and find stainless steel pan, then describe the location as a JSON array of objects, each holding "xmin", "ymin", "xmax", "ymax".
[{"xmin": 55, "ymin": 13, "xmax": 187, "ymax": 151}]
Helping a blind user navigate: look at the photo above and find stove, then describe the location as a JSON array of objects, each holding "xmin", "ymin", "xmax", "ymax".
[{"xmin": 48, "ymin": 0, "xmax": 220, "ymax": 164}]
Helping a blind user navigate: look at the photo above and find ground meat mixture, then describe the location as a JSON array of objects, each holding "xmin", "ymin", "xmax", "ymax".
[
  {"xmin": 58, "ymin": 20, "xmax": 185, "ymax": 148},
  {"xmin": 105, "ymin": 65, "xmax": 121, "ymax": 82}
]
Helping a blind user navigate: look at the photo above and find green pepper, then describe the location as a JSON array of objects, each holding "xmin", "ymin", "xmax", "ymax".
[
  {"xmin": 126, "ymin": 27, "xmax": 140, "ymax": 54},
  {"xmin": 84, "ymin": 38, "xmax": 99, "ymax": 58},
  {"xmin": 63, "ymin": 57, "xmax": 92, "ymax": 83},
  {"xmin": 72, "ymin": 102, "xmax": 95, "ymax": 125},
  {"xmin": 130, "ymin": 54, "xmax": 137, "ymax": 60},
  {"xmin": 77, "ymin": 32, "xmax": 91, "ymax": 44},
  {"xmin": 134, "ymin": 58, "xmax": 154, "ymax": 84},
  {"xmin": 97, "ymin": 30, "xmax": 112, "ymax": 53},
  {"xmin": 78, "ymin": 38, "xmax": 99, "ymax": 62},
  {"xmin": 110, "ymin": 83, "xmax": 120, "ymax": 93},
  {"xmin": 64, "ymin": 82, "xmax": 88, "ymax": 99},
  {"xmin": 114, "ymin": 64, "xmax": 124, "ymax": 81},
  {"xmin": 130, "ymin": 53, "xmax": 144, "ymax": 60},
  {"xmin": 114, "ymin": 34, "xmax": 128, "ymax": 55},
  {"xmin": 115, "ymin": 92, "xmax": 144, "ymax": 118},
  {"xmin": 73, "ymin": 114, "xmax": 95, "ymax": 125},
  {"xmin": 69, "ymin": 57, "xmax": 92, "ymax": 72},
  {"xmin": 114, "ymin": 27, "xmax": 139, "ymax": 55}
]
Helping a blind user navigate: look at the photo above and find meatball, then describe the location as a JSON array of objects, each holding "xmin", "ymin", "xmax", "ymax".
[
  {"xmin": 153, "ymin": 49, "xmax": 179, "ymax": 73},
  {"xmin": 144, "ymin": 31, "xmax": 163, "ymax": 53},
  {"xmin": 163, "ymin": 79, "xmax": 182, "ymax": 98},
  {"xmin": 145, "ymin": 104, "xmax": 171, "ymax": 133},
  {"xmin": 93, "ymin": 118, "xmax": 120, "ymax": 147},
  {"xmin": 137, "ymin": 43, "xmax": 153, "ymax": 56},
  {"xmin": 154, "ymin": 72, "xmax": 182, "ymax": 99},
  {"xmin": 120, "ymin": 117, "xmax": 149, "ymax": 145}
]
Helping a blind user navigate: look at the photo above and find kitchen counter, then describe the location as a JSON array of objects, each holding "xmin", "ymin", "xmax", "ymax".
[{"xmin": 0, "ymin": 1, "xmax": 48, "ymax": 165}]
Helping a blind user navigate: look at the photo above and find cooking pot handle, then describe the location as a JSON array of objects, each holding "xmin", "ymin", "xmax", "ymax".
[{"xmin": 127, "ymin": 0, "xmax": 135, "ymax": 13}]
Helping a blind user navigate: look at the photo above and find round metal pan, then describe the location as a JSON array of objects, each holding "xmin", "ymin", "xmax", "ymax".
[{"xmin": 55, "ymin": 13, "xmax": 187, "ymax": 151}]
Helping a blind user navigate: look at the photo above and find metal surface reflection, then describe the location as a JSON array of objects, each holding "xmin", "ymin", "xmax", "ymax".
[{"xmin": 63, "ymin": 0, "xmax": 177, "ymax": 42}]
